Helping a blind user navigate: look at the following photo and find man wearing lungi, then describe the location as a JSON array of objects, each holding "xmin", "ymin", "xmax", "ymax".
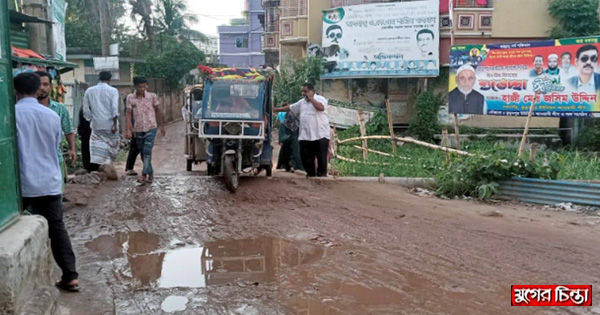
[{"xmin": 83, "ymin": 71, "xmax": 120, "ymax": 166}]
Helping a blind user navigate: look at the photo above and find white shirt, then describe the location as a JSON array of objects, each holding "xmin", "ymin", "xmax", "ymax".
[
  {"xmin": 83, "ymin": 82, "xmax": 120, "ymax": 131},
  {"xmin": 577, "ymin": 75, "xmax": 596, "ymax": 95},
  {"xmin": 289, "ymin": 94, "xmax": 330, "ymax": 141},
  {"xmin": 15, "ymin": 98, "xmax": 62, "ymax": 197}
]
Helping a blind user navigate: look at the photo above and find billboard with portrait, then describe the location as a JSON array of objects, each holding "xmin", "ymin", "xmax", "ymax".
[
  {"xmin": 449, "ymin": 36, "xmax": 600, "ymax": 117},
  {"xmin": 321, "ymin": 0, "xmax": 439, "ymax": 79}
]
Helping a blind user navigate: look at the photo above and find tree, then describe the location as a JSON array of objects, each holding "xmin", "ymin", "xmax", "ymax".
[
  {"xmin": 129, "ymin": 0, "xmax": 157, "ymax": 52},
  {"xmin": 134, "ymin": 37, "xmax": 206, "ymax": 88},
  {"xmin": 154, "ymin": 0, "xmax": 207, "ymax": 42},
  {"xmin": 65, "ymin": 0, "xmax": 128, "ymax": 53},
  {"xmin": 548, "ymin": 0, "xmax": 600, "ymax": 38},
  {"xmin": 273, "ymin": 57, "xmax": 324, "ymax": 105}
]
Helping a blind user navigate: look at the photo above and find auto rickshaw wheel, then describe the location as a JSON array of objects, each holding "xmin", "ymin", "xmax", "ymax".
[
  {"xmin": 223, "ymin": 155, "xmax": 238, "ymax": 192},
  {"xmin": 265, "ymin": 162, "xmax": 273, "ymax": 177},
  {"xmin": 186, "ymin": 159, "xmax": 193, "ymax": 172}
]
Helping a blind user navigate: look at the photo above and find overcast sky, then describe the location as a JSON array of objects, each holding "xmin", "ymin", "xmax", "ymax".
[{"xmin": 185, "ymin": 0, "xmax": 246, "ymax": 37}]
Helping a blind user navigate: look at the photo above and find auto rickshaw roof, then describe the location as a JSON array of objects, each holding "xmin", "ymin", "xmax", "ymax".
[{"xmin": 207, "ymin": 67, "xmax": 273, "ymax": 82}]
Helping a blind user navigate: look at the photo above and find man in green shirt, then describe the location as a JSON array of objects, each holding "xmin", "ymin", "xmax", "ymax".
[{"xmin": 36, "ymin": 71, "xmax": 77, "ymax": 191}]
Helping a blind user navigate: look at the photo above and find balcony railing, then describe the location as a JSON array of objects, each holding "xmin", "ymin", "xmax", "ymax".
[
  {"xmin": 280, "ymin": 0, "xmax": 307, "ymax": 17},
  {"xmin": 455, "ymin": 0, "xmax": 493, "ymax": 8}
]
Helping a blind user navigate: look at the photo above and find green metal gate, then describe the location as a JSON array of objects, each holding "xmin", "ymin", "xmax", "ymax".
[{"xmin": 0, "ymin": 0, "xmax": 20, "ymax": 230}]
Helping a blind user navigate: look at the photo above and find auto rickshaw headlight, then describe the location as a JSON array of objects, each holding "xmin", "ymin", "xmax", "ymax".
[{"xmin": 224, "ymin": 122, "xmax": 242, "ymax": 135}]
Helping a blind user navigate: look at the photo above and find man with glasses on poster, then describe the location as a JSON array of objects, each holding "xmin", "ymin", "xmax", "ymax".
[{"xmin": 568, "ymin": 45, "xmax": 600, "ymax": 93}]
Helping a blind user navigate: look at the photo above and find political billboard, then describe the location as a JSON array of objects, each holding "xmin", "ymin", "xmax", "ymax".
[
  {"xmin": 321, "ymin": 0, "xmax": 439, "ymax": 79},
  {"xmin": 449, "ymin": 36, "xmax": 600, "ymax": 117}
]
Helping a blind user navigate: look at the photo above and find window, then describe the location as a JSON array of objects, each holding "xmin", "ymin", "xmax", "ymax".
[
  {"xmin": 440, "ymin": 16, "xmax": 451, "ymax": 29},
  {"xmin": 479, "ymin": 14, "xmax": 492, "ymax": 29},
  {"xmin": 236, "ymin": 38, "xmax": 249, "ymax": 48},
  {"xmin": 457, "ymin": 14, "xmax": 474, "ymax": 29}
]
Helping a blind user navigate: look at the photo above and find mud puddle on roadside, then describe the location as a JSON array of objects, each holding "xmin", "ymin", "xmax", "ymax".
[{"xmin": 85, "ymin": 234, "xmax": 325, "ymax": 289}]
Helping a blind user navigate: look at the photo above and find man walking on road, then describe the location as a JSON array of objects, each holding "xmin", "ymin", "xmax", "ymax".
[
  {"xmin": 83, "ymin": 71, "xmax": 120, "ymax": 165},
  {"xmin": 36, "ymin": 71, "xmax": 76, "ymax": 191},
  {"xmin": 125, "ymin": 77, "xmax": 165, "ymax": 183},
  {"xmin": 274, "ymin": 83, "xmax": 330, "ymax": 177},
  {"xmin": 14, "ymin": 73, "xmax": 79, "ymax": 291}
]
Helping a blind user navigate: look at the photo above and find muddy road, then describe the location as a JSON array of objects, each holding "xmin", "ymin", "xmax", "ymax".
[{"xmin": 58, "ymin": 121, "xmax": 600, "ymax": 314}]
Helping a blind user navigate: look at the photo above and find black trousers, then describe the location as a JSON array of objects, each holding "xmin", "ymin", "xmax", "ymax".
[
  {"xmin": 300, "ymin": 138, "xmax": 329, "ymax": 177},
  {"xmin": 80, "ymin": 134, "xmax": 99, "ymax": 172},
  {"xmin": 125, "ymin": 139, "xmax": 141, "ymax": 171},
  {"xmin": 22, "ymin": 195, "xmax": 78, "ymax": 282}
]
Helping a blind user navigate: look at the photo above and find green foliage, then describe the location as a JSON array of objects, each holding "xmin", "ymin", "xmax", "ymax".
[
  {"xmin": 273, "ymin": 57, "xmax": 325, "ymax": 105},
  {"xmin": 548, "ymin": 0, "xmax": 600, "ymax": 38},
  {"xmin": 575, "ymin": 119, "xmax": 600, "ymax": 149},
  {"xmin": 434, "ymin": 154, "xmax": 560, "ymax": 200},
  {"xmin": 134, "ymin": 36, "xmax": 205, "ymax": 88},
  {"xmin": 65, "ymin": 0, "xmax": 128, "ymax": 52},
  {"xmin": 409, "ymin": 91, "xmax": 441, "ymax": 142}
]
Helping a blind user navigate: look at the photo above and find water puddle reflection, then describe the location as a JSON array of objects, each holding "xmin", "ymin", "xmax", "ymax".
[
  {"xmin": 86, "ymin": 234, "xmax": 324, "ymax": 289},
  {"xmin": 161, "ymin": 295, "xmax": 188, "ymax": 313}
]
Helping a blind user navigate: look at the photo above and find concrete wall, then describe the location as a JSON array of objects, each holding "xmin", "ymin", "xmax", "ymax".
[
  {"xmin": 308, "ymin": 0, "xmax": 329, "ymax": 45},
  {"xmin": 492, "ymin": 0, "xmax": 555, "ymax": 38},
  {"xmin": 0, "ymin": 216, "xmax": 57, "ymax": 315}
]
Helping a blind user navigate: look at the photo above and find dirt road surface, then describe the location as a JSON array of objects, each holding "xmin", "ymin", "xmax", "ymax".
[{"xmin": 57, "ymin": 120, "xmax": 600, "ymax": 315}]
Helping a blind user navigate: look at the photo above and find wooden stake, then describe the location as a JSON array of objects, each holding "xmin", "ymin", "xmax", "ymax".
[
  {"xmin": 385, "ymin": 99, "xmax": 397, "ymax": 154},
  {"xmin": 518, "ymin": 93, "xmax": 539, "ymax": 159},
  {"xmin": 337, "ymin": 135, "xmax": 474, "ymax": 156},
  {"xmin": 529, "ymin": 143, "xmax": 538, "ymax": 163},
  {"xmin": 357, "ymin": 110, "xmax": 368, "ymax": 160},
  {"xmin": 442, "ymin": 127, "xmax": 450, "ymax": 164},
  {"xmin": 453, "ymin": 113, "xmax": 461, "ymax": 150}
]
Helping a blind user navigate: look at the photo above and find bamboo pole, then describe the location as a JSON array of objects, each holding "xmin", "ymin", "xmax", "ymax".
[
  {"xmin": 385, "ymin": 99, "xmax": 397, "ymax": 154},
  {"xmin": 518, "ymin": 93, "xmax": 539, "ymax": 159},
  {"xmin": 335, "ymin": 154, "xmax": 390, "ymax": 166},
  {"xmin": 337, "ymin": 135, "xmax": 474, "ymax": 156},
  {"xmin": 352, "ymin": 145, "xmax": 394, "ymax": 157},
  {"xmin": 442, "ymin": 127, "xmax": 450, "ymax": 164},
  {"xmin": 450, "ymin": 19, "xmax": 461, "ymax": 150},
  {"xmin": 357, "ymin": 110, "xmax": 368, "ymax": 160}
]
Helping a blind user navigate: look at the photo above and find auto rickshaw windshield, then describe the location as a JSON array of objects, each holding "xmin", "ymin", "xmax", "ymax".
[{"xmin": 204, "ymin": 81, "xmax": 263, "ymax": 120}]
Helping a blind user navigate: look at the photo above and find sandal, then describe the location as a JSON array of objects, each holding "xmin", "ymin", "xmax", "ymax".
[
  {"xmin": 137, "ymin": 175, "xmax": 147, "ymax": 183},
  {"xmin": 55, "ymin": 280, "xmax": 80, "ymax": 292},
  {"xmin": 126, "ymin": 170, "xmax": 138, "ymax": 176},
  {"xmin": 146, "ymin": 174, "xmax": 154, "ymax": 183}
]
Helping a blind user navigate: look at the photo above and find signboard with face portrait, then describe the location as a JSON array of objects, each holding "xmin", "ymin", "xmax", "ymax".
[
  {"xmin": 321, "ymin": 0, "xmax": 439, "ymax": 79},
  {"xmin": 449, "ymin": 36, "xmax": 600, "ymax": 117}
]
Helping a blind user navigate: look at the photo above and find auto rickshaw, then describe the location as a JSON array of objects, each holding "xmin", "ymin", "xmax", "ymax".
[
  {"xmin": 198, "ymin": 68, "xmax": 274, "ymax": 192},
  {"xmin": 183, "ymin": 84, "xmax": 207, "ymax": 171}
]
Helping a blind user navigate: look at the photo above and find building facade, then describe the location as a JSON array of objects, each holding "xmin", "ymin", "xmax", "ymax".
[
  {"xmin": 193, "ymin": 35, "xmax": 219, "ymax": 64},
  {"xmin": 261, "ymin": 0, "xmax": 279, "ymax": 67},
  {"xmin": 218, "ymin": 0, "xmax": 265, "ymax": 68}
]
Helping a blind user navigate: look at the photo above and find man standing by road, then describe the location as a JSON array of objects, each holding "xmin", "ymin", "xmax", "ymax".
[
  {"xmin": 36, "ymin": 71, "xmax": 76, "ymax": 191},
  {"xmin": 125, "ymin": 77, "xmax": 165, "ymax": 184},
  {"xmin": 274, "ymin": 83, "xmax": 330, "ymax": 177},
  {"xmin": 83, "ymin": 71, "xmax": 120, "ymax": 166},
  {"xmin": 14, "ymin": 73, "xmax": 79, "ymax": 291}
]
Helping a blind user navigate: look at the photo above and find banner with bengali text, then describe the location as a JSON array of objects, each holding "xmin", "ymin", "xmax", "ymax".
[{"xmin": 449, "ymin": 36, "xmax": 600, "ymax": 117}]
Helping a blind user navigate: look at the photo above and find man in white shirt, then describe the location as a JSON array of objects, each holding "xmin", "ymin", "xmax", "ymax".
[
  {"xmin": 274, "ymin": 83, "xmax": 330, "ymax": 177},
  {"xmin": 83, "ymin": 71, "xmax": 120, "ymax": 165},
  {"xmin": 14, "ymin": 73, "xmax": 79, "ymax": 291}
]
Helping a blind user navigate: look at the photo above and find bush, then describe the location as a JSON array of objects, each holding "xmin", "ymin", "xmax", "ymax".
[
  {"xmin": 434, "ymin": 153, "xmax": 560, "ymax": 200},
  {"xmin": 273, "ymin": 57, "xmax": 324, "ymax": 105},
  {"xmin": 410, "ymin": 91, "xmax": 441, "ymax": 142}
]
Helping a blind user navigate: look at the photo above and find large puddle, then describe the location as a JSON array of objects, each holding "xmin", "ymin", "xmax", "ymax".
[{"xmin": 86, "ymin": 233, "xmax": 324, "ymax": 289}]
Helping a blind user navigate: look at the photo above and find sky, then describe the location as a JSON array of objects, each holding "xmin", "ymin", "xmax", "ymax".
[{"xmin": 185, "ymin": 0, "xmax": 246, "ymax": 37}]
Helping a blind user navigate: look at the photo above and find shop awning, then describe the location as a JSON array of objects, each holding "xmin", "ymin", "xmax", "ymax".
[
  {"xmin": 9, "ymin": 10, "xmax": 52, "ymax": 24},
  {"xmin": 12, "ymin": 46, "xmax": 78, "ymax": 72}
]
